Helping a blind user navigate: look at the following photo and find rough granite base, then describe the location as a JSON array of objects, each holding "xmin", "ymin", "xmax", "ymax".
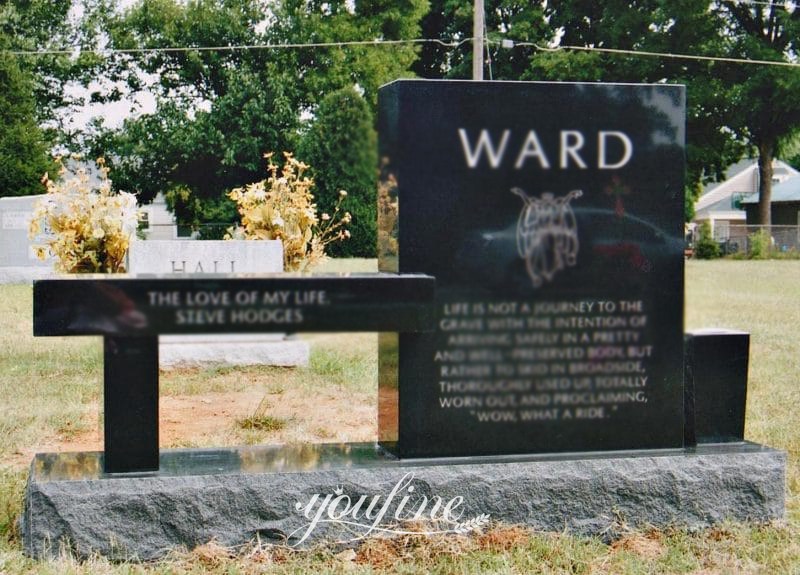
[{"xmin": 22, "ymin": 442, "xmax": 785, "ymax": 561}]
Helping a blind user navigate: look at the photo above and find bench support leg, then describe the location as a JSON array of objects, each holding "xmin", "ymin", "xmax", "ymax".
[{"xmin": 103, "ymin": 336, "xmax": 159, "ymax": 473}]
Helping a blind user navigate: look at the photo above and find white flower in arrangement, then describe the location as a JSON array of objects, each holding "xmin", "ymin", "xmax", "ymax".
[
  {"xmin": 118, "ymin": 193, "xmax": 140, "ymax": 237},
  {"xmin": 29, "ymin": 158, "xmax": 141, "ymax": 273},
  {"xmin": 251, "ymin": 187, "xmax": 268, "ymax": 201}
]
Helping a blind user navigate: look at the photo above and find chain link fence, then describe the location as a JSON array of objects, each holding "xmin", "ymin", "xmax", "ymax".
[
  {"xmin": 710, "ymin": 224, "xmax": 800, "ymax": 256},
  {"xmin": 138, "ymin": 223, "xmax": 234, "ymax": 240}
]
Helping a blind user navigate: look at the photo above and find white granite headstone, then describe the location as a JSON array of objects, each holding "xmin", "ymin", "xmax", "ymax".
[
  {"xmin": 127, "ymin": 239, "xmax": 283, "ymax": 274},
  {"xmin": 0, "ymin": 196, "xmax": 54, "ymax": 284}
]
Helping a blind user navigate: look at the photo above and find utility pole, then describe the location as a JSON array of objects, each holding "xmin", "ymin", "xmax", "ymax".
[{"xmin": 472, "ymin": 0, "xmax": 484, "ymax": 80}]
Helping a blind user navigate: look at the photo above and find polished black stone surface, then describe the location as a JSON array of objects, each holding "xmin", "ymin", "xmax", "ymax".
[
  {"xmin": 684, "ymin": 329, "xmax": 749, "ymax": 444},
  {"xmin": 104, "ymin": 336, "xmax": 159, "ymax": 472},
  {"xmin": 378, "ymin": 80, "xmax": 686, "ymax": 457},
  {"xmin": 33, "ymin": 273, "xmax": 435, "ymax": 473},
  {"xmin": 34, "ymin": 273, "xmax": 435, "ymax": 336},
  {"xmin": 30, "ymin": 441, "xmax": 778, "ymax": 482}
]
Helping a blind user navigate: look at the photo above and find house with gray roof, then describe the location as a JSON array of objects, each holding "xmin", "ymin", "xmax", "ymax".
[
  {"xmin": 739, "ymin": 176, "xmax": 800, "ymax": 226},
  {"xmin": 738, "ymin": 176, "xmax": 800, "ymax": 252},
  {"xmin": 692, "ymin": 159, "xmax": 798, "ymax": 244}
]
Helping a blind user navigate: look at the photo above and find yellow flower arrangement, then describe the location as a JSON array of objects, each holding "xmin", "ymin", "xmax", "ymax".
[
  {"xmin": 226, "ymin": 152, "xmax": 351, "ymax": 271},
  {"xmin": 29, "ymin": 158, "xmax": 139, "ymax": 273}
]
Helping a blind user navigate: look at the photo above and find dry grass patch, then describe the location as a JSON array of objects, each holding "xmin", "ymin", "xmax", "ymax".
[{"xmin": 610, "ymin": 530, "xmax": 666, "ymax": 560}]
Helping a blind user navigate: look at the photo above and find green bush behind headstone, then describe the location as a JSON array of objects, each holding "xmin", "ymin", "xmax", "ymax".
[
  {"xmin": 748, "ymin": 229, "xmax": 772, "ymax": 259},
  {"xmin": 300, "ymin": 88, "xmax": 378, "ymax": 258},
  {"xmin": 695, "ymin": 221, "xmax": 721, "ymax": 259}
]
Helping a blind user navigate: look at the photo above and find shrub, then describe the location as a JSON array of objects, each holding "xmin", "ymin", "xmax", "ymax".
[
  {"xmin": 164, "ymin": 185, "xmax": 238, "ymax": 239},
  {"xmin": 226, "ymin": 152, "xmax": 350, "ymax": 271},
  {"xmin": 748, "ymin": 229, "xmax": 772, "ymax": 259},
  {"xmin": 28, "ymin": 158, "xmax": 139, "ymax": 273},
  {"xmin": 694, "ymin": 221, "xmax": 721, "ymax": 260},
  {"xmin": 300, "ymin": 88, "xmax": 378, "ymax": 257}
]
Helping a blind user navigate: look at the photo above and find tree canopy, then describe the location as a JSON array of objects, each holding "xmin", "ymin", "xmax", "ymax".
[
  {"xmin": 0, "ymin": 0, "xmax": 73, "ymax": 197},
  {"xmin": 6, "ymin": 0, "xmax": 800, "ymax": 227},
  {"xmin": 85, "ymin": 0, "xmax": 425, "ymax": 233},
  {"xmin": 0, "ymin": 49, "xmax": 55, "ymax": 196},
  {"xmin": 711, "ymin": 1, "xmax": 800, "ymax": 225}
]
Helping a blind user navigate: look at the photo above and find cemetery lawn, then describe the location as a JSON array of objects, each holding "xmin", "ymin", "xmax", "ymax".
[{"xmin": 0, "ymin": 259, "xmax": 797, "ymax": 574}]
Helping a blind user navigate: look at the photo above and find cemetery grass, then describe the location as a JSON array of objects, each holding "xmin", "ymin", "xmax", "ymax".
[{"xmin": 0, "ymin": 259, "xmax": 796, "ymax": 573}]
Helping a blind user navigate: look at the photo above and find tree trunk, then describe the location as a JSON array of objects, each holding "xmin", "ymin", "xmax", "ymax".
[{"xmin": 757, "ymin": 141, "xmax": 774, "ymax": 226}]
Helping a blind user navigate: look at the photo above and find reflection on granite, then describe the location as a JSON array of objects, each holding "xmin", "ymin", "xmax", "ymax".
[
  {"xmin": 31, "ymin": 443, "xmax": 391, "ymax": 482},
  {"xmin": 32, "ymin": 451, "xmax": 102, "ymax": 480},
  {"xmin": 30, "ymin": 441, "xmax": 778, "ymax": 483},
  {"xmin": 34, "ymin": 275, "xmax": 436, "ymax": 337}
]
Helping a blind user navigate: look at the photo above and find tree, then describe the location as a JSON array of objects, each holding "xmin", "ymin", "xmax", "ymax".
[
  {"xmin": 0, "ymin": 0, "xmax": 105, "ymax": 195},
  {"xmin": 413, "ymin": 0, "xmax": 548, "ymax": 80},
  {"xmin": 92, "ymin": 63, "xmax": 301, "ymax": 203},
  {"xmin": 0, "ymin": 48, "xmax": 55, "ymax": 196},
  {"xmin": 413, "ymin": 1, "xmax": 761, "ymax": 221},
  {"xmin": 533, "ymin": 0, "xmax": 752, "ymax": 220},
  {"xmin": 516, "ymin": 1, "xmax": 800, "ymax": 225},
  {"xmin": 91, "ymin": 0, "xmax": 428, "ymax": 230},
  {"xmin": 2, "ymin": 0, "xmax": 114, "ymax": 148},
  {"xmin": 415, "ymin": 0, "xmax": 732, "ymax": 212},
  {"xmin": 270, "ymin": 0, "xmax": 429, "ymax": 111},
  {"xmin": 713, "ymin": 1, "xmax": 800, "ymax": 226},
  {"xmin": 90, "ymin": 0, "xmax": 301, "ymax": 223},
  {"xmin": 300, "ymin": 87, "xmax": 378, "ymax": 257}
]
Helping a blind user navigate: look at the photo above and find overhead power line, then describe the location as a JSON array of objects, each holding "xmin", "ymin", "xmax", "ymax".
[
  {"xmin": 4, "ymin": 36, "xmax": 800, "ymax": 69},
  {"xmin": 726, "ymin": 0, "xmax": 797, "ymax": 9},
  {"xmin": 519, "ymin": 41, "xmax": 800, "ymax": 68},
  {"xmin": 5, "ymin": 37, "xmax": 471, "ymax": 57}
]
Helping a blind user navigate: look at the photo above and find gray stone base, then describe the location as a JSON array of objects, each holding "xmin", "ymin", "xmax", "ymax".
[
  {"xmin": 0, "ymin": 266, "xmax": 54, "ymax": 285},
  {"xmin": 22, "ymin": 442, "xmax": 785, "ymax": 561},
  {"xmin": 159, "ymin": 334, "xmax": 310, "ymax": 368}
]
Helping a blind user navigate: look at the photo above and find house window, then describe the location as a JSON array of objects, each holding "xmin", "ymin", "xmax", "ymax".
[{"xmin": 714, "ymin": 220, "xmax": 730, "ymax": 241}]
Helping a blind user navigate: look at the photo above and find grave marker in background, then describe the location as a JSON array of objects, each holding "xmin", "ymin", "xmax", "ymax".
[
  {"xmin": 0, "ymin": 196, "xmax": 53, "ymax": 284},
  {"xmin": 378, "ymin": 80, "xmax": 686, "ymax": 456}
]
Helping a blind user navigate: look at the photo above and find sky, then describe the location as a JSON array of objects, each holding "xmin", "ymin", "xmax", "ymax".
[
  {"xmin": 62, "ymin": 0, "xmax": 155, "ymax": 133},
  {"xmin": 64, "ymin": 81, "xmax": 156, "ymax": 132}
]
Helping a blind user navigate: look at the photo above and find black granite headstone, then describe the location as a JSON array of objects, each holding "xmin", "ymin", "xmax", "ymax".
[
  {"xmin": 104, "ymin": 336, "xmax": 159, "ymax": 472},
  {"xmin": 378, "ymin": 80, "xmax": 686, "ymax": 457},
  {"xmin": 33, "ymin": 275, "xmax": 435, "ymax": 336},
  {"xmin": 34, "ymin": 274, "xmax": 435, "ymax": 472},
  {"xmin": 684, "ymin": 329, "xmax": 749, "ymax": 445}
]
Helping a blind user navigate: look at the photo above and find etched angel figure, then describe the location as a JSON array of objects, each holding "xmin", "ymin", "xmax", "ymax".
[{"xmin": 511, "ymin": 188, "xmax": 582, "ymax": 288}]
